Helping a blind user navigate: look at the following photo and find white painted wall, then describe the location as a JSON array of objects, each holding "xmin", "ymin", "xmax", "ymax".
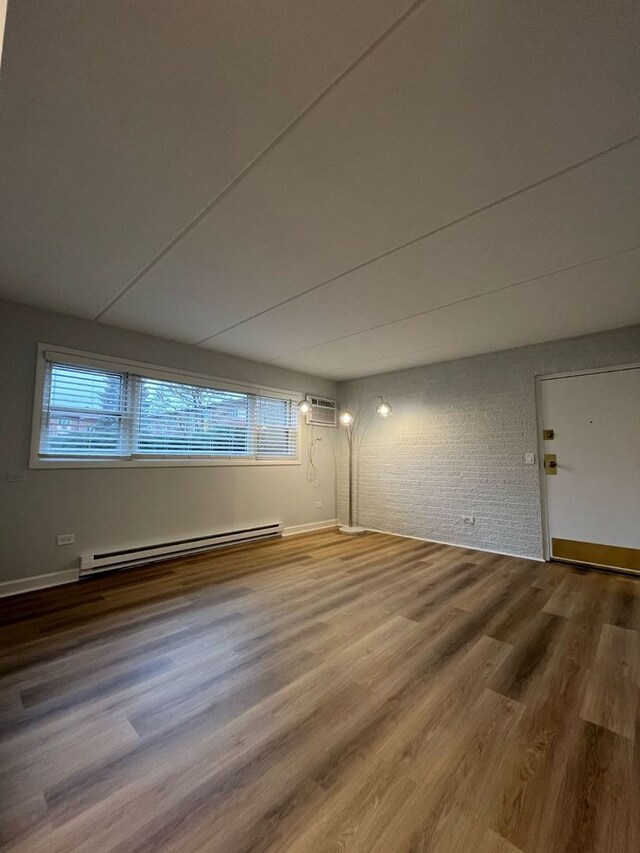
[
  {"xmin": 0, "ymin": 300, "xmax": 338, "ymax": 585},
  {"xmin": 337, "ymin": 326, "xmax": 640, "ymax": 559}
]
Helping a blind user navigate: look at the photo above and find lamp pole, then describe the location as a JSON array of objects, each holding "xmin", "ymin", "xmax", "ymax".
[
  {"xmin": 339, "ymin": 396, "xmax": 392, "ymax": 535},
  {"xmin": 347, "ymin": 423, "xmax": 355, "ymax": 528}
]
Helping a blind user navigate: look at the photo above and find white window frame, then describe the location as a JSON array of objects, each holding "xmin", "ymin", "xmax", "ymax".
[{"xmin": 30, "ymin": 344, "xmax": 303, "ymax": 469}]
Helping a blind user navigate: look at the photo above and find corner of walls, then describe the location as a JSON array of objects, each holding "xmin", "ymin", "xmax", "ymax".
[{"xmin": 336, "ymin": 325, "xmax": 640, "ymax": 560}]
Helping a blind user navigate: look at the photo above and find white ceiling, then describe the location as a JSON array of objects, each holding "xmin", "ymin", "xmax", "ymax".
[{"xmin": 1, "ymin": 0, "xmax": 639, "ymax": 380}]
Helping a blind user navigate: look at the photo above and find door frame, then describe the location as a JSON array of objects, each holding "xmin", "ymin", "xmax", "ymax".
[{"xmin": 534, "ymin": 362, "xmax": 640, "ymax": 563}]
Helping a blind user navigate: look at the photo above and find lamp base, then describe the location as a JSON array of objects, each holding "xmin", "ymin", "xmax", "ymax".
[{"xmin": 339, "ymin": 525, "xmax": 368, "ymax": 535}]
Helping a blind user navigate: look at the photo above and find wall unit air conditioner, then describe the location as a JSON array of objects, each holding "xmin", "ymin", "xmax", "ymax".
[{"xmin": 305, "ymin": 396, "xmax": 337, "ymax": 427}]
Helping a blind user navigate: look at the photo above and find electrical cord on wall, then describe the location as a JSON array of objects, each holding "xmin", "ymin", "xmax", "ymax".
[
  {"xmin": 306, "ymin": 427, "xmax": 322, "ymax": 484},
  {"xmin": 447, "ymin": 517, "xmax": 474, "ymax": 536}
]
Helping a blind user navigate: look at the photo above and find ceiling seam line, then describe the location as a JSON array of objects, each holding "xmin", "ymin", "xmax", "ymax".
[
  {"xmin": 261, "ymin": 243, "xmax": 640, "ymax": 363},
  {"xmin": 195, "ymin": 131, "xmax": 640, "ymax": 346},
  {"xmin": 93, "ymin": 0, "xmax": 432, "ymax": 322},
  {"xmin": 308, "ymin": 316, "xmax": 635, "ymax": 377},
  {"xmin": 297, "ymin": 309, "xmax": 640, "ymax": 375},
  {"xmin": 330, "ymin": 320, "xmax": 634, "ymax": 375}
]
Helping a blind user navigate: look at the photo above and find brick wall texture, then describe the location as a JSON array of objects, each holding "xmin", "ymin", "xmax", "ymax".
[{"xmin": 337, "ymin": 325, "xmax": 640, "ymax": 559}]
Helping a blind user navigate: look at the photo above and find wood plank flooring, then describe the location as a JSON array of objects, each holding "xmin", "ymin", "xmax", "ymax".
[{"xmin": 1, "ymin": 530, "xmax": 639, "ymax": 852}]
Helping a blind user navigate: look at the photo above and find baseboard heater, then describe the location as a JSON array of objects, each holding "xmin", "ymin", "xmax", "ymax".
[{"xmin": 79, "ymin": 522, "xmax": 284, "ymax": 577}]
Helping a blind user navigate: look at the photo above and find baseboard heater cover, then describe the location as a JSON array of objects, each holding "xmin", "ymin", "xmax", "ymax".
[{"xmin": 80, "ymin": 522, "xmax": 284, "ymax": 576}]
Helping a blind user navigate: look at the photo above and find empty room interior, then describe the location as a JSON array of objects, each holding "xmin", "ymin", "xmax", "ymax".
[{"xmin": 1, "ymin": 2, "xmax": 640, "ymax": 851}]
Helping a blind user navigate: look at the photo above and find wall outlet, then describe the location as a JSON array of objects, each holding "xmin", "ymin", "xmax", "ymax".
[
  {"xmin": 462, "ymin": 516, "xmax": 475, "ymax": 525},
  {"xmin": 525, "ymin": 452, "xmax": 536, "ymax": 464},
  {"xmin": 315, "ymin": 501, "xmax": 324, "ymax": 509},
  {"xmin": 56, "ymin": 533, "xmax": 75, "ymax": 546},
  {"xmin": 7, "ymin": 472, "xmax": 27, "ymax": 482}
]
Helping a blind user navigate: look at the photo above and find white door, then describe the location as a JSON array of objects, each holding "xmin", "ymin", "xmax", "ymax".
[{"xmin": 540, "ymin": 366, "xmax": 640, "ymax": 573}]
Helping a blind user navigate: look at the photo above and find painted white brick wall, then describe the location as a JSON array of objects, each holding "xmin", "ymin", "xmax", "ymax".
[{"xmin": 337, "ymin": 326, "xmax": 640, "ymax": 559}]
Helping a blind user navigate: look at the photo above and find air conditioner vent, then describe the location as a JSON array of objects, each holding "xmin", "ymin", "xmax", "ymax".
[{"xmin": 305, "ymin": 396, "xmax": 337, "ymax": 427}]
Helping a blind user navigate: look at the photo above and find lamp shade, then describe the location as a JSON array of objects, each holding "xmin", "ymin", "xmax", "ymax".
[
  {"xmin": 376, "ymin": 400, "xmax": 392, "ymax": 418},
  {"xmin": 339, "ymin": 410, "xmax": 354, "ymax": 426}
]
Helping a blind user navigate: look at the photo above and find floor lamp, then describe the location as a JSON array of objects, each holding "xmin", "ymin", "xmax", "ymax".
[{"xmin": 338, "ymin": 396, "xmax": 392, "ymax": 535}]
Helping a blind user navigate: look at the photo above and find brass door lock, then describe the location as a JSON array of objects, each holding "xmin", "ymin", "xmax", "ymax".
[{"xmin": 544, "ymin": 454, "xmax": 557, "ymax": 474}]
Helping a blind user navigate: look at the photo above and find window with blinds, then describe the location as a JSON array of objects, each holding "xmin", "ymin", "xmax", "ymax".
[{"xmin": 36, "ymin": 353, "xmax": 299, "ymax": 464}]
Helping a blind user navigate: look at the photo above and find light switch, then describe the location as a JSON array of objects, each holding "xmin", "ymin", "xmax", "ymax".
[{"xmin": 525, "ymin": 452, "xmax": 536, "ymax": 464}]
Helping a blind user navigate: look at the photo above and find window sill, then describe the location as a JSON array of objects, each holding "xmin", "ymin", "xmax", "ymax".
[{"xmin": 30, "ymin": 457, "xmax": 301, "ymax": 470}]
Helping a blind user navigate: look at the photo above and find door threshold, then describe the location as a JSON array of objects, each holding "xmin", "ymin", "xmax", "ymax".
[{"xmin": 551, "ymin": 556, "xmax": 640, "ymax": 579}]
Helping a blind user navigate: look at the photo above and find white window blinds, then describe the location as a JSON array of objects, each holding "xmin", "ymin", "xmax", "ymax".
[
  {"xmin": 40, "ymin": 363, "xmax": 129, "ymax": 457},
  {"xmin": 38, "ymin": 356, "xmax": 298, "ymax": 462},
  {"xmin": 136, "ymin": 377, "xmax": 251, "ymax": 457}
]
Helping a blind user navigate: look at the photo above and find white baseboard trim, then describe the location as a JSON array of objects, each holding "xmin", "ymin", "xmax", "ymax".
[
  {"xmin": 0, "ymin": 524, "xmax": 538, "ymax": 598},
  {"xmin": 363, "ymin": 526, "xmax": 544, "ymax": 563},
  {"xmin": 283, "ymin": 519, "xmax": 338, "ymax": 538},
  {"xmin": 0, "ymin": 523, "xmax": 338, "ymax": 597},
  {"xmin": 0, "ymin": 568, "xmax": 80, "ymax": 598}
]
